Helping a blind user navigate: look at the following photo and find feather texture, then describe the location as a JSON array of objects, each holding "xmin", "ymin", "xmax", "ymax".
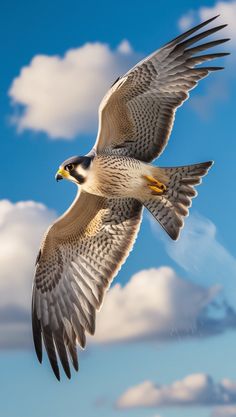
[
  {"xmin": 95, "ymin": 16, "xmax": 229, "ymax": 162},
  {"xmin": 32, "ymin": 192, "xmax": 142, "ymax": 379},
  {"xmin": 143, "ymin": 162, "xmax": 213, "ymax": 240}
]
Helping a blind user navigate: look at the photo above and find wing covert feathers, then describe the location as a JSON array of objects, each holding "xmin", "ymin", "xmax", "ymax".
[{"xmin": 95, "ymin": 16, "xmax": 229, "ymax": 162}]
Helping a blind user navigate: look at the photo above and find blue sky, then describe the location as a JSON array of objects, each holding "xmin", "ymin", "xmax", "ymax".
[{"xmin": 0, "ymin": 1, "xmax": 236, "ymax": 417}]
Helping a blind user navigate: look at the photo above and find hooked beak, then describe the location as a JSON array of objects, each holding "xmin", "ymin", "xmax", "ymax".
[{"xmin": 55, "ymin": 168, "xmax": 69, "ymax": 182}]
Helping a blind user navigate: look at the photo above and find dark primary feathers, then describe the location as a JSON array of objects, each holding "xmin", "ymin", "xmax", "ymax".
[{"xmin": 95, "ymin": 15, "xmax": 229, "ymax": 162}]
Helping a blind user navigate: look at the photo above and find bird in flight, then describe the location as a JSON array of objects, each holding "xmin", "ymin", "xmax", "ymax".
[{"xmin": 32, "ymin": 16, "xmax": 229, "ymax": 380}]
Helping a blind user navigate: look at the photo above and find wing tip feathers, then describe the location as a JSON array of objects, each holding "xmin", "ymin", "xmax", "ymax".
[{"xmin": 167, "ymin": 15, "xmax": 230, "ymax": 52}]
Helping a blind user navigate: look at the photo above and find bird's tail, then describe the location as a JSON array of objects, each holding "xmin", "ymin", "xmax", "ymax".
[{"xmin": 142, "ymin": 161, "xmax": 213, "ymax": 240}]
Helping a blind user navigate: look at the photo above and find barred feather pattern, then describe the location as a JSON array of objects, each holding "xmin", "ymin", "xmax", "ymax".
[
  {"xmin": 32, "ymin": 193, "xmax": 142, "ymax": 380},
  {"xmin": 95, "ymin": 16, "xmax": 229, "ymax": 162},
  {"xmin": 143, "ymin": 161, "xmax": 213, "ymax": 240}
]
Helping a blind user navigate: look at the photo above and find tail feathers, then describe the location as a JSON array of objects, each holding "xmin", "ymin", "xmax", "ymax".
[{"xmin": 143, "ymin": 161, "xmax": 213, "ymax": 240}]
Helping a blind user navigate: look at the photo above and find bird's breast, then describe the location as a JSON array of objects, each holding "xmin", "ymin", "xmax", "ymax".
[{"xmin": 82, "ymin": 154, "xmax": 143, "ymax": 198}]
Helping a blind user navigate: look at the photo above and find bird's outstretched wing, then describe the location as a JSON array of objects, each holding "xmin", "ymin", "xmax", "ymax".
[
  {"xmin": 32, "ymin": 192, "xmax": 142, "ymax": 379},
  {"xmin": 95, "ymin": 16, "xmax": 229, "ymax": 162}
]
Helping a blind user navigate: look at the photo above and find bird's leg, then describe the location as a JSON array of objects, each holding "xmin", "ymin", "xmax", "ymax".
[{"xmin": 143, "ymin": 175, "xmax": 167, "ymax": 195}]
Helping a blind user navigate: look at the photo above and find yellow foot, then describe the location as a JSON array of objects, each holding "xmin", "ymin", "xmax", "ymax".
[{"xmin": 143, "ymin": 175, "xmax": 167, "ymax": 195}]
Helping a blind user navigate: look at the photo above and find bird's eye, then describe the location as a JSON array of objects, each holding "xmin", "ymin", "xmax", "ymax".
[{"xmin": 65, "ymin": 164, "xmax": 74, "ymax": 171}]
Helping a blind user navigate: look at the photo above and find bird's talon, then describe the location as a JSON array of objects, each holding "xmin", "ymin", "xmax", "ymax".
[
  {"xmin": 143, "ymin": 175, "xmax": 167, "ymax": 195},
  {"xmin": 148, "ymin": 184, "xmax": 166, "ymax": 195}
]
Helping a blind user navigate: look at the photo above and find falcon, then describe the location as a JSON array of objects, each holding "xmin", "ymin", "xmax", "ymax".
[{"xmin": 32, "ymin": 16, "xmax": 229, "ymax": 380}]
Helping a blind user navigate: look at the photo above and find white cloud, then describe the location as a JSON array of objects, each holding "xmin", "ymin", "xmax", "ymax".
[
  {"xmin": 94, "ymin": 266, "xmax": 233, "ymax": 344},
  {"xmin": 1, "ymin": 201, "xmax": 235, "ymax": 349},
  {"xmin": 149, "ymin": 213, "xmax": 236, "ymax": 307},
  {"xmin": 117, "ymin": 39, "xmax": 133, "ymax": 54},
  {"xmin": 9, "ymin": 41, "xmax": 138, "ymax": 139},
  {"xmin": 212, "ymin": 406, "xmax": 236, "ymax": 417},
  {"xmin": 0, "ymin": 199, "xmax": 55, "ymax": 348},
  {"xmin": 117, "ymin": 373, "xmax": 236, "ymax": 408},
  {"xmin": 178, "ymin": 11, "xmax": 195, "ymax": 31}
]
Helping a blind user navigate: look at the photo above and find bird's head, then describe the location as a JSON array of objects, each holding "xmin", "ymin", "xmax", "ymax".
[{"xmin": 55, "ymin": 155, "xmax": 93, "ymax": 185}]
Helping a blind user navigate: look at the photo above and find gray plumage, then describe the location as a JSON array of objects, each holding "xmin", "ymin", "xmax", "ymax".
[{"xmin": 32, "ymin": 16, "xmax": 229, "ymax": 379}]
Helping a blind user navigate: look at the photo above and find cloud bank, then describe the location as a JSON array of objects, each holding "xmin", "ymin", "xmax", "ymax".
[
  {"xmin": 9, "ymin": 41, "xmax": 138, "ymax": 139},
  {"xmin": 0, "ymin": 200, "xmax": 55, "ymax": 348},
  {"xmin": 149, "ymin": 213, "xmax": 236, "ymax": 307},
  {"xmin": 94, "ymin": 266, "xmax": 233, "ymax": 344},
  {"xmin": 117, "ymin": 373, "xmax": 236, "ymax": 408},
  {"xmin": 212, "ymin": 406, "xmax": 236, "ymax": 417},
  {"xmin": 0, "ymin": 200, "xmax": 235, "ymax": 349}
]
